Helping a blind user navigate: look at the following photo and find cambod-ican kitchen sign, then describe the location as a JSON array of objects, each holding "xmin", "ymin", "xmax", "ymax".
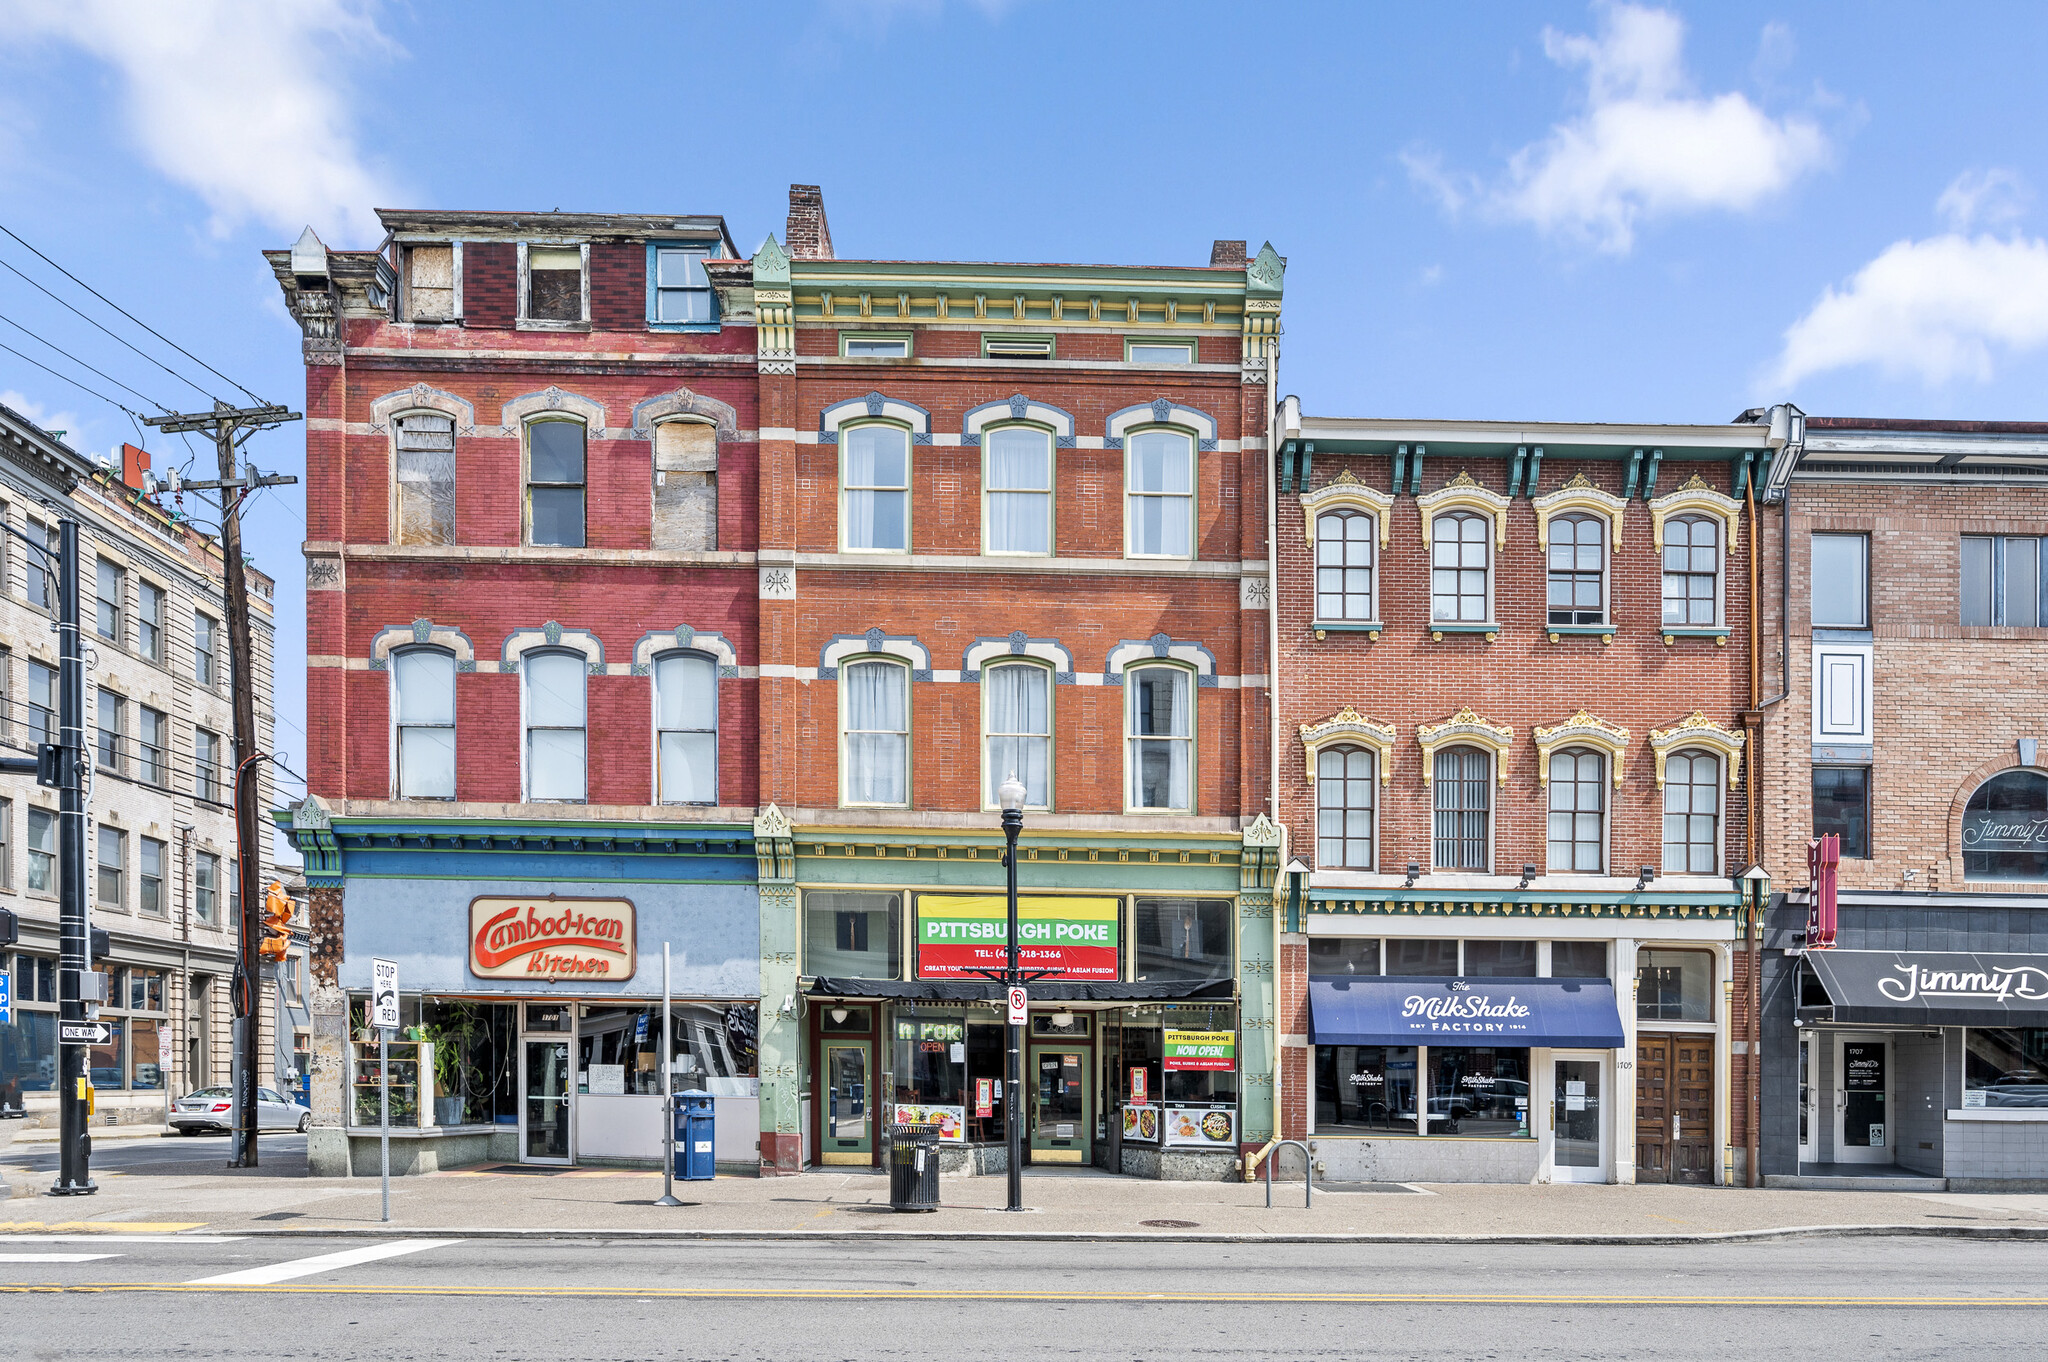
[
  {"xmin": 470, "ymin": 896, "xmax": 637, "ymax": 981},
  {"xmin": 916, "ymin": 895, "xmax": 1119, "ymax": 980},
  {"xmin": 1398, "ymin": 986, "xmax": 1533, "ymax": 1036}
]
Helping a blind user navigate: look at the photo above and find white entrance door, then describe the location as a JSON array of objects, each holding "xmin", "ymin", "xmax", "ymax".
[
  {"xmin": 1833, "ymin": 1034, "xmax": 1892, "ymax": 1165},
  {"xmin": 1551, "ymin": 1051, "xmax": 1609, "ymax": 1182}
]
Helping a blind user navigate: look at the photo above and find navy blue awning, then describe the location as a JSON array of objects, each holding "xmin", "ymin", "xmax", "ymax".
[{"xmin": 1309, "ymin": 976, "xmax": 1627, "ymax": 1048}]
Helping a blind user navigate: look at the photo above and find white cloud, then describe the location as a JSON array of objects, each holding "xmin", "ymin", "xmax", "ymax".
[
  {"xmin": 1773, "ymin": 231, "xmax": 2048, "ymax": 387},
  {"xmin": 1408, "ymin": 3, "xmax": 1829, "ymax": 254},
  {"xmin": 1938, "ymin": 167, "xmax": 2030, "ymax": 233},
  {"xmin": 0, "ymin": 0, "xmax": 398, "ymax": 242}
]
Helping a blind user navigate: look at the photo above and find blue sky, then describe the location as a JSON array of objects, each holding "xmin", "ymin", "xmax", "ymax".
[{"xmin": 3, "ymin": 0, "xmax": 2047, "ymax": 813}]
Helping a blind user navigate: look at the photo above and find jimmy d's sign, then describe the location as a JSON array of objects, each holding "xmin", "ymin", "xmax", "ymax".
[
  {"xmin": 915, "ymin": 895, "xmax": 1119, "ymax": 980},
  {"xmin": 469, "ymin": 896, "xmax": 636, "ymax": 982}
]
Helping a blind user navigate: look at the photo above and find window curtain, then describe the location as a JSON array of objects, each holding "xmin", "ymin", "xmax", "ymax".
[
  {"xmin": 845, "ymin": 661, "xmax": 907, "ymax": 804},
  {"xmin": 1129, "ymin": 667, "xmax": 1191, "ymax": 809},
  {"xmin": 1128, "ymin": 431, "xmax": 1191, "ymax": 555},
  {"xmin": 657, "ymin": 654, "xmax": 717, "ymax": 803},
  {"xmin": 844, "ymin": 426, "xmax": 908, "ymax": 550},
  {"xmin": 986, "ymin": 428, "xmax": 1050, "ymax": 554},
  {"xmin": 394, "ymin": 649, "xmax": 455, "ymax": 799},
  {"xmin": 525, "ymin": 651, "xmax": 587, "ymax": 801},
  {"xmin": 986, "ymin": 664, "xmax": 1049, "ymax": 806}
]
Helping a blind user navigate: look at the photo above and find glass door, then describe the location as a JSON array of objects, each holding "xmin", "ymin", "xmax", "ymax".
[
  {"xmin": 521, "ymin": 1039, "xmax": 572, "ymax": 1163},
  {"xmin": 1835, "ymin": 1034, "xmax": 1892, "ymax": 1164},
  {"xmin": 1550, "ymin": 1052, "xmax": 1606, "ymax": 1182},
  {"xmin": 1029, "ymin": 1043, "xmax": 1089, "ymax": 1164},
  {"xmin": 821, "ymin": 1042, "xmax": 873, "ymax": 1165}
]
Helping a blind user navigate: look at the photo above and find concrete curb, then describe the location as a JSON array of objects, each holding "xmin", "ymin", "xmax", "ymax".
[{"xmin": 150, "ymin": 1223, "xmax": 2048, "ymax": 1245}]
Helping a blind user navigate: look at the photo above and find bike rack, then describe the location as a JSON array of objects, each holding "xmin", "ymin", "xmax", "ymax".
[{"xmin": 1262, "ymin": 1139, "xmax": 1312, "ymax": 1209}]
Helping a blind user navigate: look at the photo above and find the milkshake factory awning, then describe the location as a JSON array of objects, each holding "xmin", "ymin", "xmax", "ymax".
[
  {"xmin": 1309, "ymin": 976, "xmax": 1627, "ymax": 1048},
  {"xmin": 1801, "ymin": 950, "xmax": 2048, "ymax": 1028}
]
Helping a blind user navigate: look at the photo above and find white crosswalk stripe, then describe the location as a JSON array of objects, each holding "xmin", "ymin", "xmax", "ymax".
[{"xmin": 186, "ymin": 1239, "xmax": 462, "ymax": 1286}]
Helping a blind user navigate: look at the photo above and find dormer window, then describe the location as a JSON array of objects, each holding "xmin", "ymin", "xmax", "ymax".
[
  {"xmin": 521, "ymin": 244, "xmax": 587, "ymax": 326},
  {"xmin": 651, "ymin": 245, "xmax": 712, "ymax": 324},
  {"xmin": 404, "ymin": 243, "xmax": 456, "ymax": 321}
]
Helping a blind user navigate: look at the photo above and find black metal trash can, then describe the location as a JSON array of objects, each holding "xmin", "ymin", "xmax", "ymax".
[{"xmin": 889, "ymin": 1124, "xmax": 941, "ymax": 1212}]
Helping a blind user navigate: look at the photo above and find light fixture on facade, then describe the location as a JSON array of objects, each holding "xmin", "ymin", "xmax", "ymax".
[
  {"xmin": 829, "ymin": 1007, "xmax": 848, "ymax": 1025},
  {"xmin": 1051, "ymin": 1010, "xmax": 1074, "ymax": 1028}
]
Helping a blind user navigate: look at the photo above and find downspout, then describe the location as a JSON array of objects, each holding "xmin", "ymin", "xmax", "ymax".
[
  {"xmin": 1746, "ymin": 475, "xmax": 1761, "ymax": 1189},
  {"xmin": 1267, "ymin": 392, "xmax": 1295, "ymax": 1149}
]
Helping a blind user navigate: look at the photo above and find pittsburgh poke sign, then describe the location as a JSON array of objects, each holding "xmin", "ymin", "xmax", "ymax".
[{"xmin": 469, "ymin": 896, "xmax": 637, "ymax": 982}]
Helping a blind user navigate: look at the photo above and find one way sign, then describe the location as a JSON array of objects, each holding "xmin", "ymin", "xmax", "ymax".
[{"xmin": 60, "ymin": 1022, "xmax": 112, "ymax": 1045}]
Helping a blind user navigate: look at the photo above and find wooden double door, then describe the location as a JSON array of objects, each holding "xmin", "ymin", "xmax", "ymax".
[{"xmin": 1635, "ymin": 1033, "xmax": 1713, "ymax": 1184}]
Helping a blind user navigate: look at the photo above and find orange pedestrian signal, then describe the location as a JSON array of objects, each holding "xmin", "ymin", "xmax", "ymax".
[{"xmin": 259, "ymin": 880, "xmax": 295, "ymax": 960}]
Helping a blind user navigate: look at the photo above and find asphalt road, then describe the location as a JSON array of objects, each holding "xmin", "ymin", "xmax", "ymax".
[
  {"xmin": 2, "ymin": 1132, "xmax": 307, "ymax": 1178},
  {"xmin": 2, "ymin": 1234, "xmax": 2044, "ymax": 1359}
]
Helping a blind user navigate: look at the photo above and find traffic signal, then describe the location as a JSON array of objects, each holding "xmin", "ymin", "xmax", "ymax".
[
  {"xmin": 259, "ymin": 880, "xmax": 294, "ymax": 960},
  {"xmin": 0, "ymin": 905, "xmax": 15, "ymax": 946}
]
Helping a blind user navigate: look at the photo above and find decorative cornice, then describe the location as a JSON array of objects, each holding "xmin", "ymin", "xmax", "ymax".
[
  {"xmin": 1416, "ymin": 707, "xmax": 1515, "ymax": 784},
  {"xmin": 1300, "ymin": 470, "xmax": 1395, "ymax": 549},
  {"xmin": 1299, "ymin": 707, "xmax": 1398, "ymax": 785},
  {"xmin": 1417, "ymin": 472, "xmax": 1510, "ymax": 550},
  {"xmin": 1309, "ymin": 894, "xmax": 1739, "ymax": 922},
  {"xmin": 1648, "ymin": 710, "xmax": 1747, "ymax": 788},
  {"xmin": 1532, "ymin": 472, "xmax": 1627, "ymax": 552},
  {"xmin": 1532, "ymin": 709, "xmax": 1632, "ymax": 787},
  {"xmin": 1649, "ymin": 474, "xmax": 1743, "ymax": 552}
]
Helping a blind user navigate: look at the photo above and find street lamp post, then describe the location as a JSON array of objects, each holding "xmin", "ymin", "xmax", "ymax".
[
  {"xmin": 1739, "ymin": 863, "xmax": 1771, "ymax": 1189},
  {"xmin": 998, "ymin": 771, "xmax": 1027, "ymax": 1213}
]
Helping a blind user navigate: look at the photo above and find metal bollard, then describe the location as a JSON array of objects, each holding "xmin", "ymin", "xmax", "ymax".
[{"xmin": 1263, "ymin": 1139, "xmax": 1312, "ymax": 1209}]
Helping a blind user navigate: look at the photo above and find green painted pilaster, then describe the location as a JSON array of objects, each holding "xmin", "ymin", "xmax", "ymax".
[
  {"xmin": 754, "ymin": 805, "xmax": 802, "ymax": 1173},
  {"xmin": 1238, "ymin": 814, "xmax": 1282, "ymax": 1145}
]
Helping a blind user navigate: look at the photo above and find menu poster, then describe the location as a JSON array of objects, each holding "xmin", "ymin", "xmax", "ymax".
[
  {"xmin": 1129, "ymin": 1067, "xmax": 1148, "ymax": 1106},
  {"xmin": 893, "ymin": 1103, "xmax": 966, "ymax": 1143},
  {"xmin": 975, "ymin": 1078, "xmax": 994, "ymax": 1119},
  {"xmin": 1163, "ymin": 1105, "xmax": 1236, "ymax": 1148},
  {"xmin": 1121, "ymin": 1104, "xmax": 1161, "ymax": 1143}
]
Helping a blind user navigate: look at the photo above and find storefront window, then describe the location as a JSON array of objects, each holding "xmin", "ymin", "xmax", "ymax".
[
  {"xmin": 1133, "ymin": 897, "xmax": 1233, "ymax": 981},
  {"xmin": 1425, "ymin": 1046, "xmax": 1531, "ymax": 1138},
  {"xmin": 1307, "ymin": 937, "xmax": 1380, "ymax": 976},
  {"xmin": 350, "ymin": 995, "xmax": 422, "ymax": 1126},
  {"xmin": 419, "ymin": 1001, "xmax": 517, "ymax": 1126},
  {"xmin": 1, "ymin": 1011, "xmax": 56, "ymax": 1104},
  {"xmin": 1636, "ymin": 950, "xmax": 1713, "ymax": 1021},
  {"xmin": 88, "ymin": 1020, "xmax": 126, "ymax": 1090},
  {"xmin": 1385, "ymin": 938, "xmax": 1459, "ymax": 975},
  {"xmin": 130, "ymin": 1019, "xmax": 163, "ymax": 1090},
  {"xmin": 1964, "ymin": 1028, "xmax": 2048, "ymax": 1107},
  {"xmin": 892, "ymin": 1010, "xmax": 968, "ymax": 1141},
  {"xmin": 803, "ymin": 891, "xmax": 902, "ymax": 979},
  {"xmin": 965, "ymin": 1018, "xmax": 1008, "ymax": 1143},
  {"xmin": 1160, "ymin": 1005, "xmax": 1236, "ymax": 1105},
  {"xmin": 1315, "ymin": 1044, "xmax": 1416, "ymax": 1132},
  {"xmin": 578, "ymin": 1002, "xmax": 759, "ymax": 1100},
  {"xmin": 1962, "ymin": 771, "xmax": 2048, "ymax": 882},
  {"xmin": 1550, "ymin": 941, "xmax": 1609, "ymax": 978},
  {"xmin": 1464, "ymin": 941, "xmax": 1537, "ymax": 977}
]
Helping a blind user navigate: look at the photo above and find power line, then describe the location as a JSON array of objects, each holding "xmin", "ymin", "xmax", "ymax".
[
  {"xmin": 0, "ymin": 220, "xmax": 267, "ymax": 406},
  {"xmin": 0, "ymin": 255, "xmax": 226, "ymax": 405},
  {"xmin": 0, "ymin": 309, "xmax": 168, "ymax": 412},
  {"xmin": 0, "ymin": 336, "xmax": 143, "ymax": 419}
]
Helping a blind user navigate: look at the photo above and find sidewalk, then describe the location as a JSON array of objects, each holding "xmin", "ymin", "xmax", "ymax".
[{"xmin": 7, "ymin": 1160, "xmax": 2048, "ymax": 1241}]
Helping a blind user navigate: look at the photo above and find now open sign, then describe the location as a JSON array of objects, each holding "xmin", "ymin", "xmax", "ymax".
[
  {"xmin": 1164, "ymin": 1030, "xmax": 1235, "ymax": 1072},
  {"xmin": 915, "ymin": 895, "xmax": 1120, "ymax": 980}
]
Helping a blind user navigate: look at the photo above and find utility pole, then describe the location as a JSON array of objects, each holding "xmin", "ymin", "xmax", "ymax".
[{"xmin": 142, "ymin": 401, "xmax": 299, "ymax": 1168}]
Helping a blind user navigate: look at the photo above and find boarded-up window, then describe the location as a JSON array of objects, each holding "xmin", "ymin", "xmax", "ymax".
[
  {"xmin": 408, "ymin": 244, "xmax": 454, "ymax": 321},
  {"xmin": 528, "ymin": 246, "xmax": 583, "ymax": 322},
  {"xmin": 652, "ymin": 421, "xmax": 717, "ymax": 551},
  {"xmin": 394, "ymin": 414, "xmax": 455, "ymax": 545}
]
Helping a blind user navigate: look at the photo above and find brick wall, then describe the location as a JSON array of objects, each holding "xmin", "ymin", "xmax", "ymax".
[
  {"xmin": 590, "ymin": 241, "xmax": 646, "ymax": 331},
  {"xmin": 462, "ymin": 242, "xmax": 515, "ymax": 328}
]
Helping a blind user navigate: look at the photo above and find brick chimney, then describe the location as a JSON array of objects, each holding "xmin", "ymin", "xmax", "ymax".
[
  {"xmin": 787, "ymin": 185, "xmax": 834, "ymax": 261},
  {"xmin": 1209, "ymin": 240, "xmax": 1247, "ymax": 267},
  {"xmin": 120, "ymin": 442, "xmax": 151, "ymax": 490}
]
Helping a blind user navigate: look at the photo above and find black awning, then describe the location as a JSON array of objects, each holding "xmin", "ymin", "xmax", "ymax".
[
  {"xmin": 1804, "ymin": 950, "xmax": 2048, "ymax": 1027},
  {"xmin": 808, "ymin": 977, "xmax": 1234, "ymax": 1003}
]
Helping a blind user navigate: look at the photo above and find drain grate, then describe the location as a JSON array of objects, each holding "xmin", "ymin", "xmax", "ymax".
[{"xmin": 1141, "ymin": 1219, "xmax": 1200, "ymax": 1228}]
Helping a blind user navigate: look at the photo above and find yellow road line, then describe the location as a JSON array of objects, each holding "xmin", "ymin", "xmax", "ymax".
[{"xmin": 1, "ymin": 1283, "xmax": 2044, "ymax": 1305}]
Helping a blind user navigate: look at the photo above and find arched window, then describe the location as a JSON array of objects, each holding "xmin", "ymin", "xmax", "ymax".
[
  {"xmin": 1962, "ymin": 770, "xmax": 2048, "ymax": 882},
  {"xmin": 842, "ymin": 423, "xmax": 911, "ymax": 552},
  {"xmin": 393, "ymin": 413, "xmax": 455, "ymax": 546},
  {"xmin": 1127, "ymin": 663, "xmax": 1192, "ymax": 812},
  {"xmin": 983, "ymin": 661, "xmax": 1051, "ymax": 809},
  {"xmin": 1316, "ymin": 745, "xmax": 1375, "ymax": 869},
  {"xmin": 654, "ymin": 652, "xmax": 717, "ymax": 805},
  {"xmin": 1662, "ymin": 515, "xmax": 1719, "ymax": 626},
  {"xmin": 526, "ymin": 418, "xmax": 587, "ymax": 548},
  {"xmin": 1547, "ymin": 513, "xmax": 1604, "ymax": 626},
  {"xmin": 1431, "ymin": 512, "xmax": 1489, "ymax": 622},
  {"xmin": 984, "ymin": 425, "xmax": 1053, "ymax": 555},
  {"xmin": 1432, "ymin": 746, "xmax": 1489, "ymax": 870},
  {"xmin": 1546, "ymin": 747, "xmax": 1605, "ymax": 872},
  {"xmin": 1126, "ymin": 428, "xmax": 1194, "ymax": 558},
  {"xmin": 524, "ymin": 649, "xmax": 587, "ymax": 802},
  {"xmin": 1661, "ymin": 749, "xmax": 1720, "ymax": 873},
  {"xmin": 392, "ymin": 647, "xmax": 455, "ymax": 800},
  {"xmin": 842, "ymin": 658, "xmax": 909, "ymax": 806},
  {"xmin": 1315, "ymin": 511, "xmax": 1375, "ymax": 621}
]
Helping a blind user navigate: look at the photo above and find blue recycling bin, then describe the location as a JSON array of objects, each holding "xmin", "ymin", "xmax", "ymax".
[{"xmin": 673, "ymin": 1089, "xmax": 716, "ymax": 1181}]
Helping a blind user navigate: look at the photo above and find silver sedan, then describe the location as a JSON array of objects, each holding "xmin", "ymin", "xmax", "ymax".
[{"xmin": 169, "ymin": 1086, "xmax": 310, "ymax": 1134}]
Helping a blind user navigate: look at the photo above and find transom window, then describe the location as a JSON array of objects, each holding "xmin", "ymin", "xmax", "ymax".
[
  {"xmin": 1661, "ymin": 750, "xmax": 1721, "ymax": 874},
  {"xmin": 1316, "ymin": 746, "xmax": 1376, "ymax": 869},
  {"xmin": 1126, "ymin": 429, "xmax": 1193, "ymax": 558},
  {"xmin": 394, "ymin": 413, "xmax": 456, "ymax": 546},
  {"xmin": 655, "ymin": 652, "xmax": 718, "ymax": 805},
  {"xmin": 983, "ymin": 661, "xmax": 1050, "ymax": 809},
  {"xmin": 984, "ymin": 426, "xmax": 1052, "ymax": 556},
  {"xmin": 1546, "ymin": 748, "xmax": 1605, "ymax": 872},
  {"xmin": 1127, "ymin": 665, "xmax": 1192, "ymax": 812},
  {"xmin": 1430, "ymin": 513, "xmax": 1489, "ymax": 622},
  {"xmin": 842, "ymin": 424, "xmax": 911, "ymax": 553},
  {"xmin": 1315, "ymin": 511, "xmax": 1375, "ymax": 621},
  {"xmin": 1547, "ymin": 514, "xmax": 1604, "ymax": 626},
  {"xmin": 1432, "ymin": 746, "xmax": 1490, "ymax": 870},
  {"xmin": 526, "ymin": 419, "xmax": 587, "ymax": 548},
  {"xmin": 393, "ymin": 648, "xmax": 456, "ymax": 800},
  {"xmin": 843, "ymin": 658, "xmax": 909, "ymax": 806},
  {"xmin": 1662, "ymin": 516, "xmax": 1719, "ymax": 626},
  {"xmin": 524, "ymin": 650, "xmax": 587, "ymax": 802}
]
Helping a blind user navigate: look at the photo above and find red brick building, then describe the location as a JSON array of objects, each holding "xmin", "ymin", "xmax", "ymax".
[{"xmin": 1271, "ymin": 408, "xmax": 1793, "ymax": 1185}]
